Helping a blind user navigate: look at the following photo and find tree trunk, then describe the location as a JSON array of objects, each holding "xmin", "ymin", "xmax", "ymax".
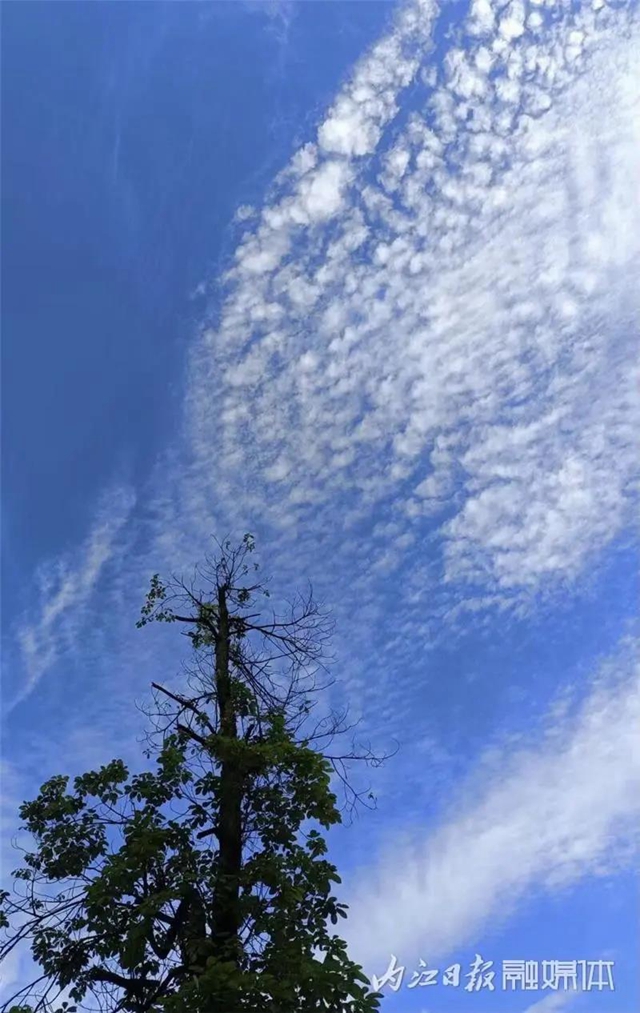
[{"xmin": 213, "ymin": 585, "xmax": 242, "ymax": 965}]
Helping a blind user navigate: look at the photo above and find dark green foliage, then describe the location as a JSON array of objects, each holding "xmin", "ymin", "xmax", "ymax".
[{"xmin": 1, "ymin": 538, "xmax": 382, "ymax": 1013}]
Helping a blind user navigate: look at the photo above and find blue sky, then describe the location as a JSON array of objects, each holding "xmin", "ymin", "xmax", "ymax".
[{"xmin": 1, "ymin": 1, "xmax": 639, "ymax": 1011}]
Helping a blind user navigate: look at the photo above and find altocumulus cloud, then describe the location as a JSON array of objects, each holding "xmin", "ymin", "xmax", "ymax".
[{"xmin": 167, "ymin": 0, "xmax": 639, "ymax": 628}]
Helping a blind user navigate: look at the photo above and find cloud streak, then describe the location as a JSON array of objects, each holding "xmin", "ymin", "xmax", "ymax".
[
  {"xmin": 341, "ymin": 639, "xmax": 640, "ymax": 970},
  {"xmin": 520, "ymin": 992, "xmax": 580, "ymax": 1013},
  {"xmin": 10, "ymin": 486, "xmax": 135, "ymax": 709}
]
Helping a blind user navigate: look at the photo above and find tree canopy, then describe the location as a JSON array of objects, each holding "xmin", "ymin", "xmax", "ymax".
[{"xmin": 0, "ymin": 537, "xmax": 383, "ymax": 1013}]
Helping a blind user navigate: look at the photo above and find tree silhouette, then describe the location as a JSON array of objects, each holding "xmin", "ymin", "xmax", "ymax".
[{"xmin": 1, "ymin": 536, "xmax": 385, "ymax": 1013}]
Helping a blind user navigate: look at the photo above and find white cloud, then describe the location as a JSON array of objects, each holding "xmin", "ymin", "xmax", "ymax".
[
  {"xmin": 342, "ymin": 640, "xmax": 640, "ymax": 970},
  {"xmin": 217, "ymin": 0, "xmax": 438, "ymax": 291},
  {"xmin": 174, "ymin": 0, "xmax": 639, "ymax": 631},
  {"xmin": 318, "ymin": 0, "xmax": 436, "ymax": 158},
  {"xmin": 291, "ymin": 160, "xmax": 351, "ymax": 223},
  {"xmin": 11, "ymin": 486, "xmax": 135, "ymax": 708},
  {"xmin": 500, "ymin": 2, "xmax": 526, "ymax": 40},
  {"xmin": 520, "ymin": 993, "xmax": 579, "ymax": 1013}
]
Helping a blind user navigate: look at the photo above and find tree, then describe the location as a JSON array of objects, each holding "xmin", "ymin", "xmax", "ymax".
[{"xmin": 1, "ymin": 536, "xmax": 384, "ymax": 1013}]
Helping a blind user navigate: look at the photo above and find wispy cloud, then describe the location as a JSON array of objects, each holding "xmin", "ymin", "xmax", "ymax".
[
  {"xmin": 520, "ymin": 991, "xmax": 580, "ymax": 1013},
  {"xmin": 341, "ymin": 639, "xmax": 640, "ymax": 970},
  {"xmin": 10, "ymin": 486, "xmax": 135, "ymax": 709}
]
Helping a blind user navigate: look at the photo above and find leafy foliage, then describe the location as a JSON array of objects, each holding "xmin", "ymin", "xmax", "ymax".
[{"xmin": 1, "ymin": 538, "xmax": 383, "ymax": 1013}]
